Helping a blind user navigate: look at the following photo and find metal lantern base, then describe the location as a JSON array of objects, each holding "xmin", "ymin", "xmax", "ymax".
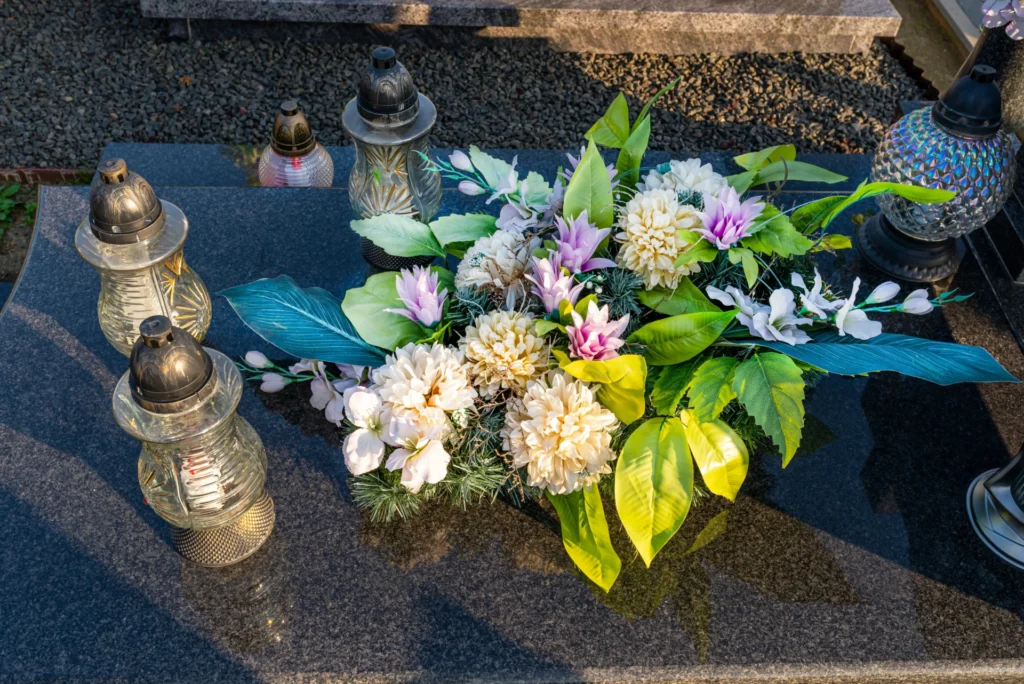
[
  {"xmin": 966, "ymin": 449, "xmax": 1024, "ymax": 570},
  {"xmin": 171, "ymin": 491, "xmax": 276, "ymax": 567},
  {"xmin": 855, "ymin": 214, "xmax": 960, "ymax": 283},
  {"xmin": 360, "ymin": 237, "xmax": 435, "ymax": 272}
]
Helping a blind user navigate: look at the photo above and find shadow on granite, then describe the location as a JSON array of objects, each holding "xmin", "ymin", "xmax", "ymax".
[{"xmin": 1, "ymin": 181, "xmax": 1024, "ymax": 681}]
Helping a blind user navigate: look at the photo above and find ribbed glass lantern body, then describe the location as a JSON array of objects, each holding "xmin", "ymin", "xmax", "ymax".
[
  {"xmin": 76, "ymin": 201, "xmax": 212, "ymax": 356},
  {"xmin": 871, "ymin": 108, "xmax": 1016, "ymax": 241},
  {"xmin": 348, "ymin": 134, "xmax": 442, "ymax": 221},
  {"xmin": 257, "ymin": 144, "xmax": 334, "ymax": 188},
  {"xmin": 113, "ymin": 351, "xmax": 267, "ymax": 531}
]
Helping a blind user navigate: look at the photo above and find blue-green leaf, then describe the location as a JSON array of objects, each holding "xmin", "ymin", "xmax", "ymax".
[
  {"xmin": 350, "ymin": 214, "xmax": 444, "ymax": 258},
  {"xmin": 743, "ymin": 330, "xmax": 1019, "ymax": 385},
  {"xmin": 220, "ymin": 275, "xmax": 386, "ymax": 366},
  {"xmin": 563, "ymin": 139, "xmax": 615, "ymax": 228},
  {"xmin": 547, "ymin": 487, "xmax": 621, "ymax": 592}
]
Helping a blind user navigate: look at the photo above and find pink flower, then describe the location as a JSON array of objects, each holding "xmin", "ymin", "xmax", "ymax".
[
  {"xmin": 384, "ymin": 266, "xmax": 448, "ymax": 327},
  {"xmin": 525, "ymin": 255, "xmax": 585, "ymax": 313},
  {"xmin": 553, "ymin": 210, "xmax": 617, "ymax": 273},
  {"xmin": 567, "ymin": 300, "xmax": 629, "ymax": 361},
  {"xmin": 695, "ymin": 186, "xmax": 766, "ymax": 250}
]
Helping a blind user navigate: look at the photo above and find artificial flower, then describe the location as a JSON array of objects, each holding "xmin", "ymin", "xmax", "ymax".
[
  {"xmin": 616, "ymin": 188, "xmax": 703, "ymax": 290},
  {"xmin": 449, "ymin": 150, "xmax": 473, "ymax": 171},
  {"xmin": 455, "ymin": 229, "xmax": 539, "ymax": 308},
  {"xmin": 460, "ymin": 311, "xmax": 549, "ymax": 397},
  {"xmin": 384, "ymin": 266, "xmax": 448, "ymax": 327},
  {"xmin": 835, "ymin": 278, "xmax": 882, "ymax": 340},
  {"xmin": 502, "ymin": 370, "xmax": 619, "ymax": 494},
  {"xmin": 561, "ymin": 146, "xmax": 618, "ymax": 188},
  {"xmin": 496, "ymin": 198, "xmax": 539, "ymax": 233},
  {"xmin": 791, "ymin": 269, "xmax": 843, "ymax": 319},
  {"xmin": 554, "ymin": 210, "xmax": 616, "ymax": 273},
  {"xmin": 524, "ymin": 255, "xmax": 585, "ymax": 313},
  {"xmin": 486, "ymin": 155, "xmax": 519, "ymax": 204},
  {"xmin": 245, "ymin": 350, "xmax": 271, "ymax": 369},
  {"xmin": 291, "ymin": 359, "xmax": 349, "ymax": 425},
  {"xmin": 695, "ymin": 186, "xmax": 766, "ymax": 250},
  {"xmin": 983, "ymin": 0, "xmax": 1024, "ymax": 38},
  {"xmin": 458, "ymin": 180, "xmax": 484, "ymax": 196},
  {"xmin": 341, "ymin": 386, "xmax": 388, "ymax": 476},
  {"xmin": 865, "ymin": 281, "xmax": 900, "ymax": 305},
  {"xmin": 567, "ymin": 300, "xmax": 629, "ymax": 360},
  {"xmin": 901, "ymin": 289, "xmax": 935, "ymax": 315},
  {"xmin": 259, "ymin": 372, "xmax": 288, "ymax": 393},
  {"xmin": 638, "ymin": 158, "xmax": 729, "ymax": 198},
  {"xmin": 750, "ymin": 288, "xmax": 814, "ymax": 345},
  {"xmin": 541, "ymin": 177, "xmax": 565, "ymax": 224},
  {"xmin": 706, "ymin": 285, "xmax": 764, "ymax": 330},
  {"xmin": 385, "ymin": 427, "xmax": 451, "ymax": 493}
]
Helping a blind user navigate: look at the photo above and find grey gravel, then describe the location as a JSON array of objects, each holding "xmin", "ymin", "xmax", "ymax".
[{"xmin": 0, "ymin": 0, "xmax": 924, "ymax": 169}]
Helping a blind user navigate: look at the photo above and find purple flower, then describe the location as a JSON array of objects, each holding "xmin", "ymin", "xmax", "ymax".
[
  {"xmin": 553, "ymin": 210, "xmax": 617, "ymax": 273},
  {"xmin": 384, "ymin": 266, "xmax": 448, "ymax": 327},
  {"xmin": 524, "ymin": 255, "xmax": 585, "ymax": 313},
  {"xmin": 560, "ymin": 146, "xmax": 619, "ymax": 189},
  {"xmin": 567, "ymin": 300, "xmax": 629, "ymax": 361},
  {"xmin": 983, "ymin": 0, "xmax": 1024, "ymax": 38},
  {"xmin": 695, "ymin": 186, "xmax": 766, "ymax": 250}
]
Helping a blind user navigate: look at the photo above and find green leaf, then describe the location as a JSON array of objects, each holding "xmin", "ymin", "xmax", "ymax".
[
  {"xmin": 685, "ymin": 357, "xmax": 738, "ymax": 422},
  {"xmin": 791, "ymin": 195, "xmax": 846, "ymax": 234},
  {"xmin": 680, "ymin": 410, "xmax": 749, "ymax": 501},
  {"xmin": 350, "ymin": 214, "xmax": 444, "ymax": 258},
  {"xmin": 559, "ymin": 354, "xmax": 648, "ymax": 424},
  {"xmin": 818, "ymin": 181, "xmax": 956, "ymax": 229},
  {"xmin": 650, "ymin": 358, "xmax": 702, "ymax": 416},
  {"xmin": 727, "ymin": 247, "xmax": 759, "ymax": 289},
  {"xmin": 685, "ymin": 510, "xmax": 729, "ymax": 555},
  {"xmin": 522, "ymin": 171, "xmax": 553, "ymax": 206},
  {"xmin": 468, "ymin": 145, "xmax": 513, "ymax": 189},
  {"xmin": 341, "ymin": 272, "xmax": 425, "ymax": 351},
  {"xmin": 634, "ymin": 77, "xmax": 680, "ymax": 132},
  {"xmin": 733, "ymin": 144, "xmax": 796, "ymax": 172},
  {"xmin": 614, "ymin": 115, "xmax": 651, "ymax": 194},
  {"xmin": 428, "ymin": 213, "xmax": 497, "ymax": 248},
  {"xmin": 627, "ymin": 310, "xmax": 738, "ymax": 366},
  {"xmin": 727, "ymin": 170, "xmax": 758, "ymax": 194},
  {"xmin": 0, "ymin": 184, "xmax": 20, "ymax": 198},
  {"xmin": 751, "ymin": 160, "xmax": 848, "ymax": 186},
  {"xmin": 563, "ymin": 139, "xmax": 615, "ymax": 228},
  {"xmin": 575, "ymin": 294, "xmax": 599, "ymax": 319},
  {"xmin": 732, "ymin": 353, "xmax": 806, "ymax": 466},
  {"xmin": 534, "ymin": 319, "xmax": 567, "ymax": 336},
  {"xmin": 674, "ymin": 240, "xmax": 720, "ymax": 267},
  {"xmin": 586, "ymin": 92, "xmax": 631, "ymax": 148},
  {"xmin": 637, "ymin": 277, "xmax": 721, "ymax": 316},
  {"xmin": 740, "ymin": 206, "xmax": 813, "ymax": 258},
  {"xmin": 811, "ymin": 234, "xmax": 853, "ymax": 253},
  {"xmin": 615, "ymin": 417, "xmax": 693, "ymax": 566},
  {"xmin": 547, "ymin": 487, "xmax": 621, "ymax": 592}
]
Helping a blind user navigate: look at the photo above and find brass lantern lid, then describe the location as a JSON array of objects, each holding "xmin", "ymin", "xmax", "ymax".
[
  {"xmin": 89, "ymin": 158, "xmax": 166, "ymax": 244},
  {"xmin": 271, "ymin": 100, "xmax": 317, "ymax": 157},
  {"xmin": 129, "ymin": 316, "xmax": 215, "ymax": 414},
  {"xmin": 342, "ymin": 47, "xmax": 437, "ymax": 146}
]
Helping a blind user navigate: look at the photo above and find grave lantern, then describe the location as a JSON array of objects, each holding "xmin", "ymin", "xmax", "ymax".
[
  {"xmin": 967, "ymin": 448, "xmax": 1024, "ymax": 569},
  {"xmin": 855, "ymin": 65, "xmax": 1016, "ymax": 282},
  {"xmin": 76, "ymin": 159, "xmax": 212, "ymax": 356},
  {"xmin": 113, "ymin": 316, "xmax": 275, "ymax": 567},
  {"xmin": 258, "ymin": 100, "xmax": 334, "ymax": 187},
  {"xmin": 342, "ymin": 46, "xmax": 442, "ymax": 270}
]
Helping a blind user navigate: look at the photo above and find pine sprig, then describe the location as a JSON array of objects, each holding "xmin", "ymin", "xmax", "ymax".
[
  {"xmin": 447, "ymin": 286, "xmax": 494, "ymax": 328},
  {"xmin": 350, "ymin": 470, "xmax": 433, "ymax": 523},
  {"xmin": 595, "ymin": 267, "xmax": 644, "ymax": 329}
]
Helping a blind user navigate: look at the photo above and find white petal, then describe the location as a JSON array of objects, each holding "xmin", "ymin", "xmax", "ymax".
[
  {"xmin": 325, "ymin": 396, "xmax": 346, "ymax": 427},
  {"xmin": 449, "ymin": 150, "xmax": 473, "ymax": 171},
  {"xmin": 245, "ymin": 351, "xmax": 271, "ymax": 369},
  {"xmin": 791, "ymin": 272, "xmax": 808, "ymax": 291},
  {"xmin": 343, "ymin": 429, "xmax": 386, "ymax": 476},
  {"xmin": 902, "ymin": 297, "xmax": 934, "ymax": 315},
  {"xmin": 309, "ymin": 378, "xmax": 334, "ymax": 410},
  {"xmin": 866, "ymin": 281, "xmax": 900, "ymax": 304},
  {"xmin": 342, "ymin": 386, "xmax": 382, "ymax": 429},
  {"xmin": 838, "ymin": 309, "xmax": 882, "ymax": 339},
  {"xmin": 399, "ymin": 440, "xmax": 451, "ymax": 493},
  {"xmin": 259, "ymin": 373, "xmax": 288, "ymax": 393}
]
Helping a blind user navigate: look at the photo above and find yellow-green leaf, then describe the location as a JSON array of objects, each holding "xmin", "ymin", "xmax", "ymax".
[
  {"xmin": 547, "ymin": 487, "xmax": 621, "ymax": 592},
  {"xmin": 733, "ymin": 144, "xmax": 796, "ymax": 172},
  {"xmin": 560, "ymin": 354, "xmax": 647, "ymax": 424},
  {"xmin": 732, "ymin": 352, "xmax": 806, "ymax": 466},
  {"xmin": 811, "ymin": 234, "xmax": 853, "ymax": 253},
  {"xmin": 563, "ymin": 139, "xmax": 615, "ymax": 228},
  {"xmin": 680, "ymin": 410, "xmax": 749, "ymax": 501}
]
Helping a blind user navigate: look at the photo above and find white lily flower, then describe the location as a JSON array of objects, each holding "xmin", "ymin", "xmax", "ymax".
[
  {"xmin": 865, "ymin": 281, "xmax": 900, "ymax": 304},
  {"xmin": 835, "ymin": 278, "xmax": 882, "ymax": 340},
  {"xmin": 791, "ymin": 269, "xmax": 843, "ymax": 319},
  {"xmin": 458, "ymin": 180, "xmax": 484, "ymax": 196},
  {"xmin": 341, "ymin": 387, "xmax": 388, "ymax": 476},
  {"xmin": 706, "ymin": 285, "xmax": 767, "ymax": 333},
  {"xmin": 902, "ymin": 289, "xmax": 935, "ymax": 315},
  {"xmin": 245, "ymin": 350, "xmax": 271, "ymax": 369},
  {"xmin": 750, "ymin": 288, "xmax": 814, "ymax": 345},
  {"xmin": 288, "ymin": 359, "xmax": 318, "ymax": 375},
  {"xmin": 449, "ymin": 150, "xmax": 473, "ymax": 171},
  {"xmin": 259, "ymin": 372, "xmax": 288, "ymax": 393},
  {"xmin": 385, "ymin": 438, "xmax": 451, "ymax": 493}
]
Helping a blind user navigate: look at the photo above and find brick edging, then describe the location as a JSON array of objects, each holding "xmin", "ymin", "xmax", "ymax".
[{"xmin": 0, "ymin": 168, "xmax": 92, "ymax": 184}]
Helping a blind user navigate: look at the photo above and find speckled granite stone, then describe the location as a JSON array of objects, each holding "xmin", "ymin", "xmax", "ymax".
[{"xmin": 2, "ymin": 154, "xmax": 1024, "ymax": 681}]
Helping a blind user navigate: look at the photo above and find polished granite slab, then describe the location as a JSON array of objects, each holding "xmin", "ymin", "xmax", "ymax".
[{"xmin": 2, "ymin": 150, "xmax": 1024, "ymax": 681}]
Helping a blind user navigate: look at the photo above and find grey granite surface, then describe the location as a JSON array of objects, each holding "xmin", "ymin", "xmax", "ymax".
[
  {"xmin": 3, "ymin": 148, "xmax": 1024, "ymax": 681},
  {"xmin": 138, "ymin": 0, "xmax": 900, "ymax": 54}
]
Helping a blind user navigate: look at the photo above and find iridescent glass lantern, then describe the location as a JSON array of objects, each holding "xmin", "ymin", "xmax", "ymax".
[
  {"xmin": 342, "ymin": 46, "xmax": 442, "ymax": 270},
  {"xmin": 856, "ymin": 65, "xmax": 1016, "ymax": 282},
  {"xmin": 76, "ymin": 159, "xmax": 212, "ymax": 355},
  {"xmin": 113, "ymin": 316, "xmax": 274, "ymax": 567},
  {"xmin": 258, "ymin": 100, "xmax": 334, "ymax": 187}
]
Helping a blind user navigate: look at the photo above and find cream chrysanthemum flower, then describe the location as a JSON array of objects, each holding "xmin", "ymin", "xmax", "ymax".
[
  {"xmin": 455, "ymin": 230, "xmax": 540, "ymax": 308},
  {"xmin": 502, "ymin": 370, "xmax": 618, "ymax": 494},
  {"xmin": 372, "ymin": 342, "xmax": 477, "ymax": 437},
  {"xmin": 639, "ymin": 158, "xmax": 729, "ymax": 199},
  {"xmin": 459, "ymin": 311, "xmax": 549, "ymax": 397},
  {"xmin": 616, "ymin": 188, "xmax": 703, "ymax": 290}
]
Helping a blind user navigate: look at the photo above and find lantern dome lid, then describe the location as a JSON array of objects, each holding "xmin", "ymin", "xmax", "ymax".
[
  {"xmin": 89, "ymin": 158, "xmax": 166, "ymax": 244},
  {"xmin": 271, "ymin": 100, "xmax": 317, "ymax": 156},
  {"xmin": 357, "ymin": 47, "xmax": 420, "ymax": 127},
  {"xmin": 932, "ymin": 65, "xmax": 1003, "ymax": 138},
  {"xmin": 129, "ymin": 316, "xmax": 215, "ymax": 414}
]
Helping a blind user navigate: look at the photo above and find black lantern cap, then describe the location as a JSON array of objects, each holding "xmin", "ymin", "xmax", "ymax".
[
  {"xmin": 932, "ymin": 65, "xmax": 1003, "ymax": 138},
  {"xmin": 89, "ymin": 158, "xmax": 166, "ymax": 244},
  {"xmin": 129, "ymin": 316, "xmax": 215, "ymax": 413},
  {"xmin": 356, "ymin": 47, "xmax": 419, "ymax": 127},
  {"xmin": 271, "ymin": 100, "xmax": 317, "ymax": 157}
]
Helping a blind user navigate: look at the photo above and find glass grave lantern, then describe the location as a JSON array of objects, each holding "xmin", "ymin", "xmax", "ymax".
[
  {"xmin": 76, "ymin": 159, "xmax": 212, "ymax": 356},
  {"xmin": 967, "ymin": 447, "xmax": 1024, "ymax": 570},
  {"xmin": 258, "ymin": 100, "xmax": 334, "ymax": 188},
  {"xmin": 856, "ymin": 65, "xmax": 1016, "ymax": 282},
  {"xmin": 342, "ymin": 46, "xmax": 442, "ymax": 270},
  {"xmin": 113, "ymin": 316, "xmax": 275, "ymax": 567}
]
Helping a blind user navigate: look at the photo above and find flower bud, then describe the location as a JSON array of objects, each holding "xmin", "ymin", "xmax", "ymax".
[
  {"xmin": 259, "ymin": 372, "xmax": 288, "ymax": 393},
  {"xmin": 901, "ymin": 289, "xmax": 934, "ymax": 315},
  {"xmin": 458, "ymin": 180, "xmax": 484, "ymax": 196},
  {"xmin": 865, "ymin": 281, "xmax": 900, "ymax": 304},
  {"xmin": 245, "ymin": 350, "xmax": 271, "ymax": 369},
  {"xmin": 449, "ymin": 150, "xmax": 473, "ymax": 171}
]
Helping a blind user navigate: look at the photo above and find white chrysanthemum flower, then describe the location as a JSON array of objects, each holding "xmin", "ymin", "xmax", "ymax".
[
  {"xmin": 372, "ymin": 342, "xmax": 477, "ymax": 437},
  {"xmin": 616, "ymin": 188, "xmax": 703, "ymax": 290},
  {"xmin": 502, "ymin": 370, "xmax": 619, "ymax": 494},
  {"xmin": 639, "ymin": 158, "xmax": 729, "ymax": 199},
  {"xmin": 455, "ymin": 230, "xmax": 540, "ymax": 308},
  {"xmin": 459, "ymin": 310, "xmax": 549, "ymax": 397}
]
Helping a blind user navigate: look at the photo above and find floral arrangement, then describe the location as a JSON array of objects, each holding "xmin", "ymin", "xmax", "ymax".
[{"xmin": 223, "ymin": 88, "xmax": 1017, "ymax": 591}]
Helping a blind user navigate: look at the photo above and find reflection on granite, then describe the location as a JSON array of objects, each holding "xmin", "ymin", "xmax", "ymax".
[{"xmin": 1, "ymin": 166, "xmax": 1024, "ymax": 680}]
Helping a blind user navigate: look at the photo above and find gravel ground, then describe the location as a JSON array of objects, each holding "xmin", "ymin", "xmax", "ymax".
[{"xmin": 0, "ymin": 0, "xmax": 925, "ymax": 169}]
